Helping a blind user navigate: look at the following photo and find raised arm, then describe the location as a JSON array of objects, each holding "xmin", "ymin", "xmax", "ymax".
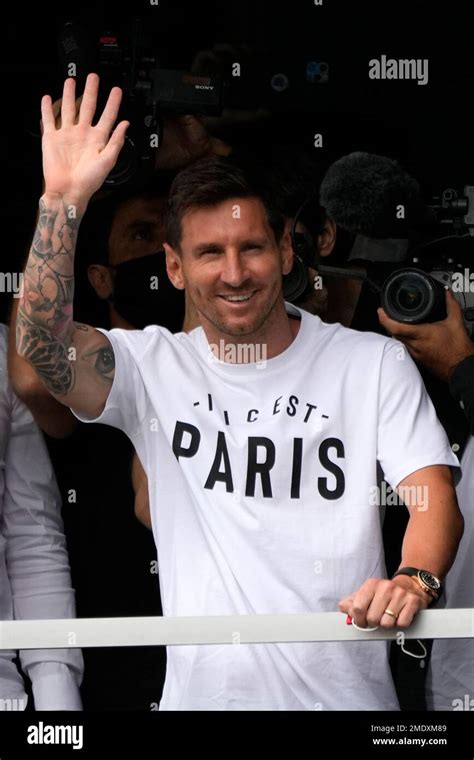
[{"xmin": 16, "ymin": 74, "xmax": 129, "ymax": 418}]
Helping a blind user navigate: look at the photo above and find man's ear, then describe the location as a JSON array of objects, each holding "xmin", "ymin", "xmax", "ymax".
[
  {"xmin": 317, "ymin": 218, "xmax": 337, "ymax": 258},
  {"xmin": 164, "ymin": 242, "xmax": 185, "ymax": 290},
  {"xmin": 280, "ymin": 219, "xmax": 294, "ymax": 276},
  {"xmin": 87, "ymin": 264, "xmax": 114, "ymax": 300}
]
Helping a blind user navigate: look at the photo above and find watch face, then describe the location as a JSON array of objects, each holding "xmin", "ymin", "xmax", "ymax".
[{"xmin": 419, "ymin": 570, "xmax": 441, "ymax": 590}]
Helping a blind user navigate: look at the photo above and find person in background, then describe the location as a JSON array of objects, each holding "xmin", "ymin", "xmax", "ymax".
[
  {"xmin": 378, "ymin": 295, "xmax": 474, "ymax": 712},
  {"xmin": 294, "ymin": 152, "xmax": 473, "ymax": 712},
  {"xmin": 0, "ymin": 323, "xmax": 83, "ymax": 710}
]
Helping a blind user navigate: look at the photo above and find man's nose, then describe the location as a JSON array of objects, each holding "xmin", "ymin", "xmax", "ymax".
[{"xmin": 220, "ymin": 250, "xmax": 248, "ymax": 288}]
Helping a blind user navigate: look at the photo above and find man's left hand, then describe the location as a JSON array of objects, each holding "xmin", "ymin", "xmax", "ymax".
[
  {"xmin": 377, "ymin": 289, "xmax": 474, "ymax": 382},
  {"xmin": 339, "ymin": 577, "xmax": 429, "ymax": 629}
]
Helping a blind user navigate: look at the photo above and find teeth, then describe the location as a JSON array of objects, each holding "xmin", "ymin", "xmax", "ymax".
[{"xmin": 222, "ymin": 294, "xmax": 253, "ymax": 301}]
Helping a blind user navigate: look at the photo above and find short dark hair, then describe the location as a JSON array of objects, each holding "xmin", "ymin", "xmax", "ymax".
[{"xmin": 165, "ymin": 154, "xmax": 286, "ymax": 251}]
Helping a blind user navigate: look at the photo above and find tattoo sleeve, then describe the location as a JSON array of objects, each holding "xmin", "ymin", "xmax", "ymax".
[{"xmin": 16, "ymin": 194, "xmax": 83, "ymax": 396}]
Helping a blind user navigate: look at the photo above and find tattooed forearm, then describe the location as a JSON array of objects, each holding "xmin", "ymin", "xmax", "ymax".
[
  {"xmin": 31, "ymin": 196, "xmax": 79, "ymax": 261},
  {"xmin": 16, "ymin": 316, "xmax": 74, "ymax": 395},
  {"xmin": 16, "ymin": 193, "xmax": 84, "ymax": 390}
]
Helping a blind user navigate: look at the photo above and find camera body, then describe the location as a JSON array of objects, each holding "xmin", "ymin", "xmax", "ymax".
[
  {"xmin": 431, "ymin": 186, "xmax": 474, "ymax": 237},
  {"xmin": 379, "ymin": 188, "xmax": 474, "ymax": 336},
  {"xmin": 312, "ymin": 184, "xmax": 474, "ymax": 337},
  {"xmin": 380, "ymin": 260, "xmax": 474, "ymax": 338},
  {"xmin": 58, "ymin": 21, "xmax": 223, "ymax": 187},
  {"xmin": 98, "ymin": 28, "xmax": 223, "ymax": 187},
  {"xmin": 284, "ymin": 198, "xmax": 325, "ymax": 302}
]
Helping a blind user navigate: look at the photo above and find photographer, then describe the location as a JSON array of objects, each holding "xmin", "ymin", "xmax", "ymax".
[
  {"xmin": 15, "ymin": 73, "xmax": 463, "ymax": 711},
  {"xmin": 311, "ymin": 151, "xmax": 473, "ymax": 711},
  {"xmin": 378, "ymin": 294, "xmax": 474, "ymax": 712},
  {"xmin": 378, "ymin": 291, "xmax": 474, "ymax": 429}
]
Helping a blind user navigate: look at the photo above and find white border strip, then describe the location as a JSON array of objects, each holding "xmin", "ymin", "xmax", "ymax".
[{"xmin": 0, "ymin": 610, "xmax": 472, "ymax": 649}]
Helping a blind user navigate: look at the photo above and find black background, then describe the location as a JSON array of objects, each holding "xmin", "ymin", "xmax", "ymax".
[{"xmin": 1, "ymin": 0, "xmax": 474, "ymax": 326}]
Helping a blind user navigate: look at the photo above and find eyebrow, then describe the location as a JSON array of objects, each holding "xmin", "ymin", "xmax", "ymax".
[
  {"xmin": 124, "ymin": 219, "xmax": 162, "ymax": 233},
  {"xmin": 192, "ymin": 238, "xmax": 269, "ymax": 255}
]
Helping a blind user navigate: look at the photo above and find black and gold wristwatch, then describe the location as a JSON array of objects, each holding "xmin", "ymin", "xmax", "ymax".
[{"xmin": 392, "ymin": 567, "xmax": 443, "ymax": 604}]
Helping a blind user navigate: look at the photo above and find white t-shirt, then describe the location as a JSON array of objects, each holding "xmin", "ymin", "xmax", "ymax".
[
  {"xmin": 73, "ymin": 303, "xmax": 459, "ymax": 711},
  {"xmin": 425, "ymin": 435, "xmax": 474, "ymax": 711}
]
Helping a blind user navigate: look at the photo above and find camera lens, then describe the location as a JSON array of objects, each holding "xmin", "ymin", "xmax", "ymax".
[
  {"xmin": 282, "ymin": 256, "xmax": 310, "ymax": 302},
  {"xmin": 395, "ymin": 276, "xmax": 427, "ymax": 312},
  {"xmin": 104, "ymin": 136, "xmax": 137, "ymax": 186},
  {"xmin": 381, "ymin": 268, "xmax": 446, "ymax": 324}
]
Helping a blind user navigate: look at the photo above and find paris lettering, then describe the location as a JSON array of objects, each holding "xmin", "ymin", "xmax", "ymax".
[{"xmin": 172, "ymin": 421, "xmax": 346, "ymax": 500}]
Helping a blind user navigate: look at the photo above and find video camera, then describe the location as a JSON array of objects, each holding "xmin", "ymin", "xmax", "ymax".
[
  {"xmin": 314, "ymin": 185, "xmax": 474, "ymax": 338},
  {"xmin": 57, "ymin": 19, "xmax": 223, "ymax": 188}
]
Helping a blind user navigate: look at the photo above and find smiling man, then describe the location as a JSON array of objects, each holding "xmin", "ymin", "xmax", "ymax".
[
  {"xmin": 163, "ymin": 171, "xmax": 297, "ymax": 357},
  {"xmin": 16, "ymin": 74, "xmax": 463, "ymax": 711}
]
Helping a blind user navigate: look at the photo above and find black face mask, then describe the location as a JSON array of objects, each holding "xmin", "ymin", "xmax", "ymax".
[{"xmin": 108, "ymin": 252, "xmax": 185, "ymax": 332}]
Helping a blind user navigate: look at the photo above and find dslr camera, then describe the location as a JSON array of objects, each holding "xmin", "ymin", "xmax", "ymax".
[{"xmin": 379, "ymin": 186, "xmax": 474, "ymax": 337}]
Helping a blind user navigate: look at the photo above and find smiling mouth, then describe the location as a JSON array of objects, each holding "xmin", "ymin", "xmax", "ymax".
[{"xmin": 218, "ymin": 290, "xmax": 257, "ymax": 303}]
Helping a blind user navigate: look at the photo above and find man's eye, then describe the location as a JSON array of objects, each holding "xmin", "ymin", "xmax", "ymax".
[
  {"xmin": 132, "ymin": 228, "xmax": 151, "ymax": 241},
  {"xmin": 243, "ymin": 245, "xmax": 263, "ymax": 252}
]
